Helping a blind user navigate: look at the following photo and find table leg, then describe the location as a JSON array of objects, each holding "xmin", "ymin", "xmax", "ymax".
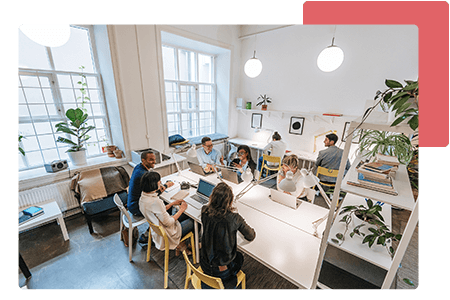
[
  {"xmin": 57, "ymin": 215, "xmax": 70, "ymax": 241},
  {"xmin": 194, "ymin": 221, "xmax": 199, "ymax": 264},
  {"xmin": 19, "ymin": 253, "xmax": 31, "ymax": 279}
]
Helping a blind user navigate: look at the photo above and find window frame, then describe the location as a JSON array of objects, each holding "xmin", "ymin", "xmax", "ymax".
[
  {"xmin": 18, "ymin": 25, "xmax": 112, "ymax": 171},
  {"xmin": 161, "ymin": 43, "xmax": 217, "ymax": 139}
]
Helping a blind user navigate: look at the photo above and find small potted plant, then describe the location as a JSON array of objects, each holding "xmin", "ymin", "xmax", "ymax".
[
  {"xmin": 332, "ymin": 199, "xmax": 402, "ymax": 259},
  {"xmin": 256, "ymin": 94, "xmax": 272, "ymax": 110}
]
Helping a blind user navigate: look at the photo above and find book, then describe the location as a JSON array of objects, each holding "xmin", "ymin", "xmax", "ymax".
[
  {"xmin": 363, "ymin": 162, "xmax": 396, "ymax": 173},
  {"xmin": 19, "ymin": 209, "xmax": 44, "ymax": 225},
  {"xmin": 357, "ymin": 172, "xmax": 392, "ymax": 184},
  {"xmin": 170, "ymin": 190, "xmax": 190, "ymax": 201},
  {"xmin": 375, "ymin": 153, "xmax": 400, "ymax": 166},
  {"xmin": 347, "ymin": 181, "xmax": 398, "ymax": 196},
  {"xmin": 23, "ymin": 206, "xmax": 44, "ymax": 217},
  {"xmin": 357, "ymin": 173, "xmax": 394, "ymax": 188},
  {"xmin": 357, "ymin": 167, "xmax": 391, "ymax": 180}
]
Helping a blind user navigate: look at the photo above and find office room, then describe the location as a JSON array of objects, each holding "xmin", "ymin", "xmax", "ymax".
[{"xmin": 18, "ymin": 24, "xmax": 419, "ymax": 290}]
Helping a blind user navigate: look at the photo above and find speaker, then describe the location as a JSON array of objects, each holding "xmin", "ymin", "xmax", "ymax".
[{"xmin": 44, "ymin": 160, "xmax": 68, "ymax": 173}]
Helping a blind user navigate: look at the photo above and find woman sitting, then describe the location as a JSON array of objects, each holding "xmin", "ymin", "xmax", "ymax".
[
  {"xmin": 277, "ymin": 154, "xmax": 308, "ymax": 199},
  {"xmin": 139, "ymin": 171, "xmax": 193, "ymax": 254},
  {"xmin": 231, "ymin": 145, "xmax": 257, "ymax": 178},
  {"xmin": 200, "ymin": 182, "xmax": 256, "ymax": 288}
]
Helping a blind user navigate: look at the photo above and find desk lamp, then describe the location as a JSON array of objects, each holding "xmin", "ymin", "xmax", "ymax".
[
  {"xmin": 171, "ymin": 143, "xmax": 198, "ymax": 175},
  {"xmin": 278, "ymin": 171, "xmax": 296, "ymax": 192}
]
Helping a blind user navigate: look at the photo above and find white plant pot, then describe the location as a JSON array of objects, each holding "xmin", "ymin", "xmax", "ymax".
[{"xmin": 68, "ymin": 150, "xmax": 87, "ymax": 166}]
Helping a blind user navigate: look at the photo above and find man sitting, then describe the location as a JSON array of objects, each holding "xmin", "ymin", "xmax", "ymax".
[
  {"xmin": 314, "ymin": 133, "xmax": 351, "ymax": 187},
  {"xmin": 196, "ymin": 136, "xmax": 224, "ymax": 173}
]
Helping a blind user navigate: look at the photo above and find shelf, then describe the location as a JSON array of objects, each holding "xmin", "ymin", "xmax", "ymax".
[
  {"xmin": 328, "ymin": 194, "xmax": 393, "ymax": 270},
  {"xmin": 341, "ymin": 157, "xmax": 415, "ymax": 211},
  {"xmin": 350, "ymin": 118, "xmax": 415, "ymax": 135}
]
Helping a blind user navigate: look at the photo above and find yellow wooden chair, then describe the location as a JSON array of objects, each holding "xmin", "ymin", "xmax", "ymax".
[
  {"xmin": 146, "ymin": 221, "xmax": 196, "ymax": 289},
  {"xmin": 315, "ymin": 166, "xmax": 339, "ymax": 188},
  {"xmin": 258, "ymin": 154, "xmax": 282, "ymax": 180},
  {"xmin": 182, "ymin": 250, "xmax": 246, "ymax": 289}
]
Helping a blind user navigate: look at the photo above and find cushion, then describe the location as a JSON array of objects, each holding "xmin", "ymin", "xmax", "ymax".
[
  {"xmin": 168, "ymin": 134, "xmax": 186, "ymax": 145},
  {"xmin": 82, "ymin": 191, "xmax": 128, "ymax": 215}
]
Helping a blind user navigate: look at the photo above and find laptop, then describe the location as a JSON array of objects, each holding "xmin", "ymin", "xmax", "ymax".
[
  {"xmin": 221, "ymin": 168, "xmax": 243, "ymax": 184},
  {"xmin": 186, "ymin": 178, "xmax": 216, "ymax": 209},
  {"xmin": 188, "ymin": 161, "xmax": 213, "ymax": 176},
  {"xmin": 269, "ymin": 189, "xmax": 302, "ymax": 209}
]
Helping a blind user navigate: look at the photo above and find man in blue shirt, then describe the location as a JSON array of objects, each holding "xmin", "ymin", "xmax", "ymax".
[
  {"xmin": 196, "ymin": 136, "xmax": 224, "ymax": 172},
  {"xmin": 128, "ymin": 150, "xmax": 173, "ymax": 244}
]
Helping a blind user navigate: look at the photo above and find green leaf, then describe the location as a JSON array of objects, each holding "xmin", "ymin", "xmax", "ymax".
[
  {"xmin": 368, "ymin": 236, "xmax": 375, "ymax": 247},
  {"xmin": 385, "ymin": 79, "xmax": 403, "ymax": 89},
  {"xmin": 377, "ymin": 236, "xmax": 386, "ymax": 245},
  {"xmin": 391, "ymin": 115, "xmax": 408, "ymax": 127},
  {"xmin": 408, "ymin": 115, "xmax": 419, "ymax": 131},
  {"xmin": 368, "ymin": 227, "xmax": 378, "ymax": 234},
  {"xmin": 403, "ymin": 82, "xmax": 418, "ymax": 91},
  {"xmin": 336, "ymin": 233, "xmax": 344, "ymax": 240},
  {"xmin": 366, "ymin": 199, "xmax": 373, "ymax": 208},
  {"xmin": 402, "ymin": 278, "xmax": 415, "ymax": 287},
  {"xmin": 383, "ymin": 91, "xmax": 393, "ymax": 103},
  {"xmin": 331, "ymin": 239, "xmax": 340, "ymax": 244},
  {"xmin": 395, "ymin": 234, "xmax": 402, "ymax": 241},
  {"xmin": 56, "ymin": 137, "xmax": 77, "ymax": 146},
  {"xmin": 19, "ymin": 147, "xmax": 25, "ymax": 156},
  {"xmin": 350, "ymin": 232, "xmax": 355, "ymax": 238},
  {"xmin": 389, "ymin": 246, "xmax": 394, "ymax": 254},
  {"xmin": 362, "ymin": 235, "xmax": 373, "ymax": 244},
  {"xmin": 392, "ymin": 94, "xmax": 410, "ymax": 110},
  {"xmin": 395, "ymin": 102, "xmax": 411, "ymax": 117}
]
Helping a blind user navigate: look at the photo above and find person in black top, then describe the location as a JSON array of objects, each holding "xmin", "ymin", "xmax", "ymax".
[
  {"xmin": 231, "ymin": 145, "xmax": 257, "ymax": 179},
  {"xmin": 200, "ymin": 182, "xmax": 256, "ymax": 288}
]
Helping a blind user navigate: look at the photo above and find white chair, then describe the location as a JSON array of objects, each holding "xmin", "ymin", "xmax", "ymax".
[{"xmin": 113, "ymin": 194, "xmax": 147, "ymax": 262}]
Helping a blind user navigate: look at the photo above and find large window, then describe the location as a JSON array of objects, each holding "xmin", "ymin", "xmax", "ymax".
[
  {"xmin": 18, "ymin": 25, "xmax": 110, "ymax": 171},
  {"xmin": 162, "ymin": 45, "xmax": 216, "ymax": 138}
]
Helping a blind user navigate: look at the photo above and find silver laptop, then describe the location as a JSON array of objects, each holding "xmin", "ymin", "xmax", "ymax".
[
  {"xmin": 269, "ymin": 189, "xmax": 302, "ymax": 209},
  {"xmin": 221, "ymin": 168, "xmax": 243, "ymax": 184},
  {"xmin": 186, "ymin": 178, "xmax": 216, "ymax": 209},
  {"xmin": 188, "ymin": 161, "xmax": 213, "ymax": 176}
]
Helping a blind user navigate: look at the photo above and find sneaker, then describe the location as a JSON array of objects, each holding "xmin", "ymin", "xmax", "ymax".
[{"xmin": 139, "ymin": 233, "xmax": 148, "ymax": 245}]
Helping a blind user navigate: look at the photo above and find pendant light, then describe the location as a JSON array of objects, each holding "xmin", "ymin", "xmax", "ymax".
[
  {"xmin": 317, "ymin": 26, "xmax": 344, "ymax": 72},
  {"xmin": 19, "ymin": 24, "xmax": 71, "ymax": 47},
  {"xmin": 244, "ymin": 35, "xmax": 262, "ymax": 78}
]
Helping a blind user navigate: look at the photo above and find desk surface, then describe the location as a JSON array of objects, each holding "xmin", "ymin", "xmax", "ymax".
[
  {"xmin": 228, "ymin": 138, "xmax": 267, "ymax": 150},
  {"xmin": 159, "ymin": 169, "xmax": 327, "ymax": 288},
  {"xmin": 19, "ymin": 201, "xmax": 62, "ymax": 232}
]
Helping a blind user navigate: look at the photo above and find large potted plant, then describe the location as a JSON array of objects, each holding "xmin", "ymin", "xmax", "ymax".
[
  {"xmin": 358, "ymin": 130, "xmax": 414, "ymax": 165},
  {"xmin": 55, "ymin": 108, "xmax": 95, "ymax": 166}
]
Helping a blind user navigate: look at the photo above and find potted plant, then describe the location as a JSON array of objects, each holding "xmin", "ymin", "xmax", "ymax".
[
  {"xmin": 256, "ymin": 94, "xmax": 272, "ymax": 110},
  {"xmin": 55, "ymin": 108, "xmax": 95, "ymax": 166},
  {"xmin": 358, "ymin": 129, "xmax": 414, "ymax": 165},
  {"xmin": 374, "ymin": 79, "xmax": 418, "ymax": 131},
  {"xmin": 19, "ymin": 134, "xmax": 25, "ymax": 156},
  {"xmin": 332, "ymin": 199, "xmax": 402, "ymax": 259},
  {"xmin": 54, "ymin": 66, "xmax": 95, "ymax": 166}
]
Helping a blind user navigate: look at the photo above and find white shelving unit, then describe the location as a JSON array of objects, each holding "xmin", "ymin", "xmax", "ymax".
[{"xmin": 312, "ymin": 119, "xmax": 419, "ymax": 289}]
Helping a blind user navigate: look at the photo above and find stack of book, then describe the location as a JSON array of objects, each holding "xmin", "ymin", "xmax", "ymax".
[
  {"xmin": 19, "ymin": 206, "xmax": 44, "ymax": 225},
  {"xmin": 347, "ymin": 156, "xmax": 400, "ymax": 196}
]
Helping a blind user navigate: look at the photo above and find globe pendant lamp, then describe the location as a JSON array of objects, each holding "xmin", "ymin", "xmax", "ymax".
[
  {"xmin": 19, "ymin": 24, "xmax": 71, "ymax": 47},
  {"xmin": 317, "ymin": 26, "xmax": 344, "ymax": 72},
  {"xmin": 244, "ymin": 50, "xmax": 263, "ymax": 78}
]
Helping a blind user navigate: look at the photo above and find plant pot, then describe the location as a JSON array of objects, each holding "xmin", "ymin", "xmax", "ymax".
[
  {"xmin": 261, "ymin": 104, "xmax": 268, "ymax": 111},
  {"xmin": 68, "ymin": 150, "xmax": 87, "ymax": 166},
  {"xmin": 114, "ymin": 149, "xmax": 123, "ymax": 159},
  {"xmin": 106, "ymin": 145, "xmax": 117, "ymax": 157}
]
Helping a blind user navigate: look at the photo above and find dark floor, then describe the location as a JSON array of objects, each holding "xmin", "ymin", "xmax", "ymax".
[{"xmin": 18, "ymin": 182, "xmax": 418, "ymax": 289}]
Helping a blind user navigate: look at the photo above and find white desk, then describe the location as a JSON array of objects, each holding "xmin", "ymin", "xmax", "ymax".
[
  {"xmin": 19, "ymin": 201, "xmax": 69, "ymax": 241},
  {"xmin": 286, "ymin": 149, "xmax": 318, "ymax": 169},
  {"xmin": 159, "ymin": 169, "xmax": 329, "ymax": 288}
]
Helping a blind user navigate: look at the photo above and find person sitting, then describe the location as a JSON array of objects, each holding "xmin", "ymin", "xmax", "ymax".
[
  {"xmin": 258, "ymin": 131, "xmax": 287, "ymax": 172},
  {"xmin": 196, "ymin": 136, "xmax": 224, "ymax": 173},
  {"xmin": 314, "ymin": 133, "xmax": 351, "ymax": 186},
  {"xmin": 277, "ymin": 154, "xmax": 309, "ymax": 199},
  {"xmin": 139, "ymin": 171, "xmax": 194, "ymax": 254},
  {"xmin": 127, "ymin": 151, "xmax": 174, "ymax": 245},
  {"xmin": 231, "ymin": 145, "xmax": 257, "ymax": 179},
  {"xmin": 200, "ymin": 182, "xmax": 256, "ymax": 289}
]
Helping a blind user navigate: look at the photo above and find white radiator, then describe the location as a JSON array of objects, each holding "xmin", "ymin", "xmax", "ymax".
[{"xmin": 18, "ymin": 180, "xmax": 79, "ymax": 213}]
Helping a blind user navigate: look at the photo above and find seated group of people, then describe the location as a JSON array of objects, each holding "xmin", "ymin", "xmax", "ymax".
[{"xmin": 126, "ymin": 132, "xmax": 349, "ymax": 288}]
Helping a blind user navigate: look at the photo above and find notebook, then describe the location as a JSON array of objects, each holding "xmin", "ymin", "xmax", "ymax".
[{"xmin": 269, "ymin": 189, "xmax": 302, "ymax": 209}]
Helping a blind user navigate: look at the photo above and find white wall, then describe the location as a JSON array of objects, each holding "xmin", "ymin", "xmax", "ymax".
[{"xmin": 237, "ymin": 25, "xmax": 418, "ymax": 154}]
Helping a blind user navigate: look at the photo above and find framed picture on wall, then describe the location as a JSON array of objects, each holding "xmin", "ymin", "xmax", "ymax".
[
  {"xmin": 251, "ymin": 113, "xmax": 262, "ymax": 129},
  {"xmin": 289, "ymin": 116, "xmax": 305, "ymax": 135},
  {"xmin": 342, "ymin": 122, "xmax": 362, "ymax": 144}
]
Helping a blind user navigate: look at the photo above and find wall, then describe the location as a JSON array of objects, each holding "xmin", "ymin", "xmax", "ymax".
[{"xmin": 237, "ymin": 25, "xmax": 418, "ymax": 154}]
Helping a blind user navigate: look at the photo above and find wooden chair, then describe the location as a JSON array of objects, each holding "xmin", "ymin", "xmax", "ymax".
[
  {"xmin": 113, "ymin": 194, "xmax": 147, "ymax": 262},
  {"xmin": 146, "ymin": 221, "xmax": 196, "ymax": 289},
  {"xmin": 315, "ymin": 166, "xmax": 339, "ymax": 188},
  {"xmin": 182, "ymin": 250, "xmax": 246, "ymax": 289},
  {"xmin": 258, "ymin": 154, "xmax": 282, "ymax": 180}
]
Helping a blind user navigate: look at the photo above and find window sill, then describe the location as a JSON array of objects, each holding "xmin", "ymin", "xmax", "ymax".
[{"xmin": 19, "ymin": 155, "xmax": 128, "ymax": 191}]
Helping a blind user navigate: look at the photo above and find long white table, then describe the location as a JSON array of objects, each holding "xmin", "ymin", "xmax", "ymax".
[{"xmin": 158, "ymin": 169, "xmax": 330, "ymax": 288}]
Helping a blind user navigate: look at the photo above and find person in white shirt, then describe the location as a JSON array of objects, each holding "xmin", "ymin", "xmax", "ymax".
[
  {"xmin": 139, "ymin": 171, "xmax": 194, "ymax": 254},
  {"xmin": 258, "ymin": 131, "xmax": 287, "ymax": 173},
  {"xmin": 277, "ymin": 154, "xmax": 308, "ymax": 199}
]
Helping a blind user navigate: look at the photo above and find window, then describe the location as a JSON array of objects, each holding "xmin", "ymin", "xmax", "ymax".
[
  {"xmin": 162, "ymin": 45, "xmax": 216, "ymax": 138},
  {"xmin": 18, "ymin": 25, "xmax": 111, "ymax": 171}
]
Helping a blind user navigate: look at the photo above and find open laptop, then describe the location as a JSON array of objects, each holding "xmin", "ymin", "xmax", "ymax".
[
  {"xmin": 188, "ymin": 161, "xmax": 213, "ymax": 176},
  {"xmin": 269, "ymin": 189, "xmax": 302, "ymax": 209},
  {"xmin": 221, "ymin": 168, "xmax": 243, "ymax": 184},
  {"xmin": 185, "ymin": 178, "xmax": 216, "ymax": 209}
]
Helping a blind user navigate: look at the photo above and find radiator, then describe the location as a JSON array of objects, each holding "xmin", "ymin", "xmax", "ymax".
[{"xmin": 18, "ymin": 180, "xmax": 80, "ymax": 214}]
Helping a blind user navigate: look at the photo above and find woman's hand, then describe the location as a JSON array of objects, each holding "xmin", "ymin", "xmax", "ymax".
[{"xmin": 179, "ymin": 200, "xmax": 188, "ymax": 211}]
